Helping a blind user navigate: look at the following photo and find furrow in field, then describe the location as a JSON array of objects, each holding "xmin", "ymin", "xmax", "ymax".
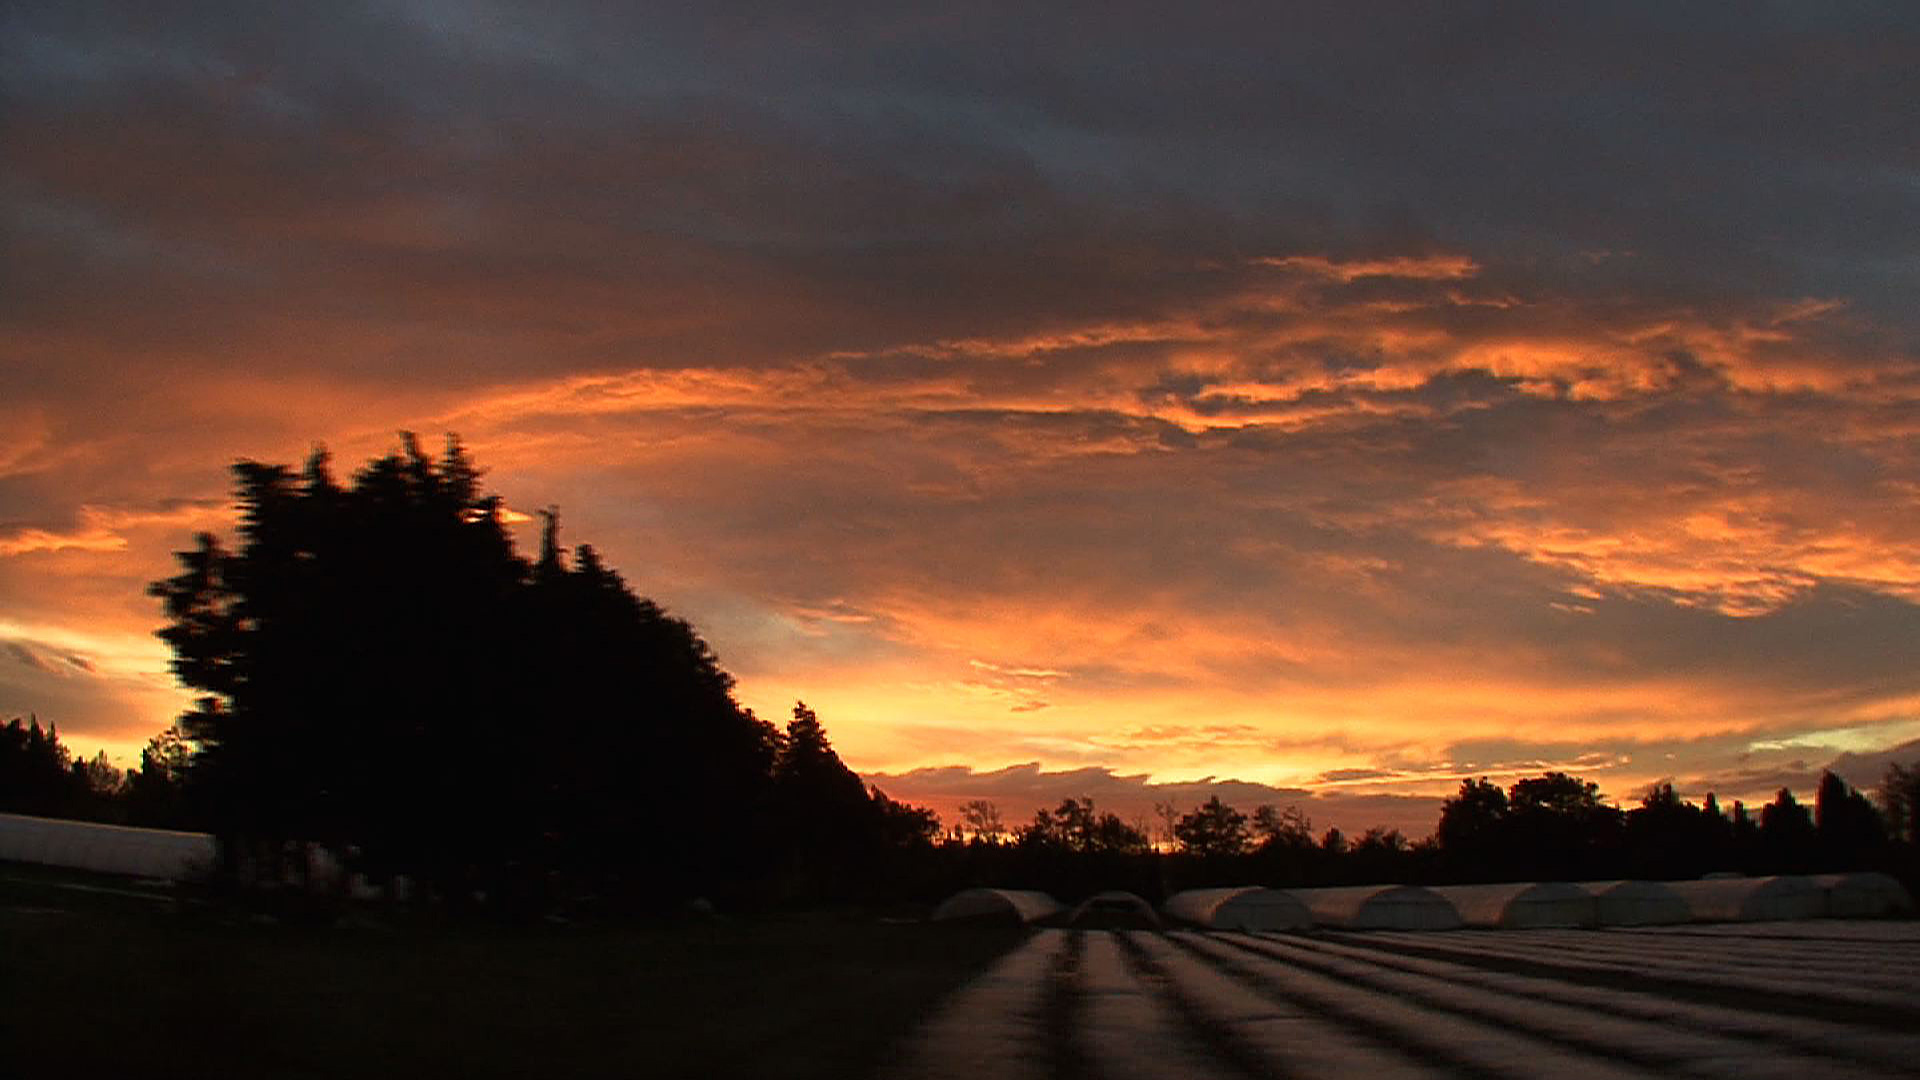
[
  {"xmin": 1629, "ymin": 923, "xmax": 1920, "ymax": 945},
  {"xmin": 1044, "ymin": 928, "xmax": 1097, "ymax": 1080},
  {"xmin": 1121, "ymin": 931, "xmax": 1443, "ymax": 1080},
  {"xmin": 1406, "ymin": 931, "xmax": 1920, "ymax": 1010},
  {"xmin": 1231, "ymin": 932, "xmax": 1855, "ymax": 1079},
  {"xmin": 881, "ymin": 929, "xmax": 1062, "ymax": 1080},
  {"xmin": 1073, "ymin": 931, "xmax": 1243, "ymax": 1080},
  {"xmin": 1330, "ymin": 931, "xmax": 1920, "ymax": 1032},
  {"xmin": 1276, "ymin": 933, "xmax": 1920, "ymax": 1078},
  {"xmin": 1509, "ymin": 929, "xmax": 1920, "ymax": 985},
  {"xmin": 1174, "ymin": 931, "xmax": 1646, "ymax": 1080}
]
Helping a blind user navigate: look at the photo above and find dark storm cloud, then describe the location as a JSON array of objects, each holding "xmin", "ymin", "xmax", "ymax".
[{"xmin": 11, "ymin": 3, "xmax": 1919, "ymax": 373}]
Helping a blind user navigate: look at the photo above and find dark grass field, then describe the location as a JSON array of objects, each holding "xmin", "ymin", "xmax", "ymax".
[{"xmin": 0, "ymin": 864, "xmax": 1026, "ymax": 1080}]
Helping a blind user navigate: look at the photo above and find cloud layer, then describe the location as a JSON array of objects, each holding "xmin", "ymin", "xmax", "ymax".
[{"xmin": 4, "ymin": 4, "xmax": 1919, "ymax": 825}]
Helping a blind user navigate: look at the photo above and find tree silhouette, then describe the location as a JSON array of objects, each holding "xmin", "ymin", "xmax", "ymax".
[
  {"xmin": 1017, "ymin": 798, "xmax": 1149, "ymax": 855},
  {"xmin": 1813, "ymin": 771, "xmax": 1884, "ymax": 870},
  {"xmin": 147, "ymin": 436, "xmax": 802, "ymax": 910},
  {"xmin": 1173, "ymin": 795, "xmax": 1252, "ymax": 858},
  {"xmin": 1623, "ymin": 782, "xmax": 1729, "ymax": 879},
  {"xmin": 1882, "ymin": 763, "xmax": 1920, "ymax": 845},
  {"xmin": 0, "ymin": 716, "xmax": 85, "ymax": 817},
  {"xmin": 763, "ymin": 701, "xmax": 941, "ymax": 898},
  {"xmin": 1348, "ymin": 826, "xmax": 1411, "ymax": 883},
  {"xmin": 123, "ymin": 723, "xmax": 195, "ymax": 828},
  {"xmin": 1250, "ymin": 803, "xmax": 1313, "ymax": 852},
  {"xmin": 958, "ymin": 799, "xmax": 1005, "ymax": 843},
  {"xmin": 1436, "ymin": 778, "xmax": 1509, "ymax": 879},
  {"xmin": 1505, "ymin": 772, "xmax": 1623, "ymax": 879},
  {"xmin": 1758, "ymin": 787, "xmax": 1817, "ymax": 872}
]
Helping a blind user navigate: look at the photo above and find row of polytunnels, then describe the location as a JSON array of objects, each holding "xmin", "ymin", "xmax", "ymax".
[
  {"xmin": 3, "ymin": 810, "xmax": 1911, "ymax": 927},
  {"xmin": 934, "ymin": 874, "xmax": 1914, "ymax": 930}
]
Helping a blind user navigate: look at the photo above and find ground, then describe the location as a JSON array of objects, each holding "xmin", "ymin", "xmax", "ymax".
[
  {"xmin": 894, "ymin": 922, "xmax": 1920, "ymax": 1079},
  {"xmin": 0, "ymin": 864, "xmax": 1024, "ymax": 1080}
]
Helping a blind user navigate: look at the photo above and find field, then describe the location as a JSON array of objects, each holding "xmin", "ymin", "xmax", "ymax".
[
  {"xmin": 898, "ymin": 922, "xmax": 1920, "ymax": 1078},
  {"xmin": 0, "ymin": 864, "xmax": 1024, "ymax": 1080},
  {"xmin": 11, "ymin": 863, "xmax": 1920, "ymax": 1079}
]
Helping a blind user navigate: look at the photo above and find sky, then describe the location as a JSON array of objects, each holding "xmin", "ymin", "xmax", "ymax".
[{"xmin": 5, "ymin": 3, "xmax": 1920, "ymax": 838}]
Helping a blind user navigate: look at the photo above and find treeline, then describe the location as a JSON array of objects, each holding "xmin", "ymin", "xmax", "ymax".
[
  {"xmin": 918, "ymin": 767, "xmax": 1920, "ymax": 903},
  {"xmin": 0, "ymin": 715, "xmax": 189, "ymax": 826},
  {"xmin": 135, "ymin": 436, "xmax": 937, "ymax": 916},
  {"xmin": 13, "ymin": 701, "xmax": 1920, "ymax": 908}
]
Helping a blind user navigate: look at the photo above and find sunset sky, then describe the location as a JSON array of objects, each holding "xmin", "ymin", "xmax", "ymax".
[{"xmin": 5, "ymin": 4, "xmax": 1919, "ymax": 837}]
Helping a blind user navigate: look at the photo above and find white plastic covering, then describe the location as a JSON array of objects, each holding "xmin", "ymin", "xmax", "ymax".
[
  {"xmin": 0, "ymin": 811, "xmax": 214, "ymax": 881},
  {"xmin": 1162, "ymin": 886, "xmax": 1313, "ymax": 931},
  {"xmin": 1813, "ymin": 872, "xmax": 1914, "ymax": 918},
  {"xmin": 1067, "ymin": 890, "xmax": 1161, "ymax": 928},
  {"xmin": 1668, "ymin": 875, "xmax": 1824, "ymax": 922},
  {"xmin": 1283, "ymin": 884, "xmax": 1463, "ymax": 930},
  {"xmin": 1431, "ymin": 882, "xmax": 1597, "ymax": 928},
  {"xmin": 932, "ymin": 887, "xmax": 1064, "ymax": 925},
  {"xmin": 1577, "ymin": 880, "xmax": 1691, "ymax": 926}
]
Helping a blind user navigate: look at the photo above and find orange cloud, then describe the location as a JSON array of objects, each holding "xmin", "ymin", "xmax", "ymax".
[{"xmin": 1252, "ymin": 253, "xmax": 1483, "ymax": 281}]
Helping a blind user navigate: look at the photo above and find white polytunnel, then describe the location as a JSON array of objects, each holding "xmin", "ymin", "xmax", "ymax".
[
  {"xmin": 1430, "ymin": 882, "xmax": 1597, "ymax": 929},
  {"xmin": 1283, "ymin": 884, "xmax": 1463, "ymax": 930},
  {"xmin": 1066, "ymin": 890, "xmax": 1161, "ymax": 929},
  {"xmin": 1668, "ymin": 875, "xmax": 1825, "ymax": 922},
  {"xmin": 1162, "ymin": 887, "xmax": 1313, "ymax": 931},
  {"xmin": 1813, "ymin": 872, "xmax": 1914, "ymax": 918},
  {"xmin": 1578, "ymin": 880, "xmax": 1692, "ymax": 926},
  {"xmin": 931, "ymin": 887, "xmax": 1064, "ymax": 925},
  {"xmin": 0, "ymin": 811, "xmax": 214, "ymax": 881}
]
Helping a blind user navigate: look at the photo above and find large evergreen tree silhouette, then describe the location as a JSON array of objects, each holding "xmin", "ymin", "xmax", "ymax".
[{"xmin": 149, "ymin": 435, "xmax": 784, "ymax": 909}]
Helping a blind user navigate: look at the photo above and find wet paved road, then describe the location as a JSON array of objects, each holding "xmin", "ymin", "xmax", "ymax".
[{"xmin": 887, "ymin": 922, "xmax": 1920, "ymax": 1079}]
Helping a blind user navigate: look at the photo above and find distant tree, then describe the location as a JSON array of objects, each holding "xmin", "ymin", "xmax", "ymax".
[
  {"xmin": 1251, "ymin": 803, "xmax": 1314, "ymax": 851},
  {"xmin": 1017, "ymin": 797, "xmax": 1150, "ymax": 856},
  {"xmin": 1348, "ymin": 826, "xmax": 1412, "ymax": 883},
  {"xmin": 1698, "ymin": 791, "xmax": 1732, "ymax": 850},
  {"xmin": 1623, "ymin": 781, "xmax": 1725, "ymax": 880},
  {"xmin": 958, "ymin": 799, "xmax": 1006, "ymax": 843},
  {"xmin": 0, "ymin": 716, "xmax": 95, "ymax": 818},
  {"xmin": 767, "ymin": 701, "xmax": 942, "ymax": 898},
  {"xmin": 1015, "ymin": 800, "xmax": 1073, "ymax": 851},
  {"xmin": 1320, "ymin": 826, "xmax": 1347, "ymax": 856},
  {"xmin": 870, "ymin": 787, "xmax": 941, "ymax": 848},
  {"xmin": 1813, "ymin": 770, "xmax": 1884, "ymax": 869},
  {"xmin": 775, "ymin": 702, "xmax": 869, "ymax": 813},
  {"xmin": 1881, "ymin": 763, "xmax": 1920, "ymax": 845},
  {"xmin": 124, "ymin": 723, "xmax": 196, "ymax": 828},
  {"xmin": 1504, "ymin": 772, "xmax": 1623, "ymax": 879},
  {"xmin": 1508, "ymin": 772, "xmax": 1611, "ymax": 818},
  {"xmin": 1152, "ymin": 800, "xmax": 1181, "ymax": 849},
  {"xmin": 1436, "ymin": 777, "xmax": 1509, "ymax": 877},
  {"xmin": 1758, "ymin": 787, "xmax": 1817, "ymax": 872},
  {"xmin": 773, "ymin": 700, "xmax": 875, "ymax": 883},
  {"xmin": 1173, "ymin": 796, "xmax": 1252, "ymax": 858},
  {"xmin": 79, "ymin": 751, "xmax": 124, "ymax": 797},
  {"xmin": 1356, "ymin": 826, "xmax": 1406, "ymax": 851},
  {"xmin": 1241, "ymin": 803, "xmax": 1319, "ymax": 885}
]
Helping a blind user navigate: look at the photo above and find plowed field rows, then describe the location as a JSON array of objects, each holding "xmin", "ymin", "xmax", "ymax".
[{"xmin": 888, "ymin": 923, "xmax": 1920, "ymax": 1079}]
